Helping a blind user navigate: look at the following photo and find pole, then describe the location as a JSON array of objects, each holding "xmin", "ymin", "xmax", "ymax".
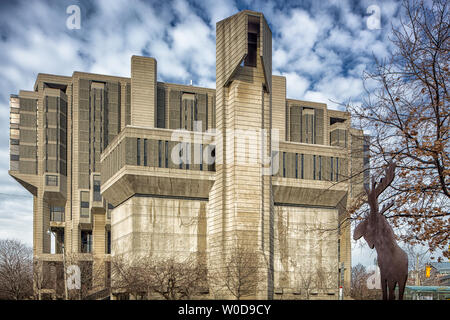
[
  {"xmin": 62, "ymin": 242, "xmax": 68, "ymax": 300},
  {"xmin": 339, "ymin": 262, "xmax": 345, "ymax": 300}
]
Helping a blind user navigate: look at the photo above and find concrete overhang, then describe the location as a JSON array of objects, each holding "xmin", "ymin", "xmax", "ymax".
[
  {"xmin": 9, "ymin": 170, "xmax": 38, "ymax": 196},
  {"xmin": 273, "ymin": 177, "xmax": 349, "ymax": 207},
  {"xmin": 101, "ymin": 165, "xmax": 215, "ymax": 207}
]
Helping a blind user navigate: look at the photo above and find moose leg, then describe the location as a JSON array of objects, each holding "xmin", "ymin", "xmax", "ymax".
[
  {"xmin": 388, "ymin": 280, "xmax": 396, "ymax": 300},
  {"xmin": 381, "ymin": 276, "xmax": 387, "ymax": 300},
  {"xmin": 398, "ymin": 275, "xmax": 407, "ymax": 300}
]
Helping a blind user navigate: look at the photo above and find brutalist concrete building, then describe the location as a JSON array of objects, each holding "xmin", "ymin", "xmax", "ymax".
[{"xmin": 9, "ymin": 10, "xmax": 367, "ymax": 299}]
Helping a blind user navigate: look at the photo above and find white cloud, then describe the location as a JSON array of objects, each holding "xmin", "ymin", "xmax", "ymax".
[{"xmin": 282, "ymin": 72, "xmax": 310, "ymax": 100}]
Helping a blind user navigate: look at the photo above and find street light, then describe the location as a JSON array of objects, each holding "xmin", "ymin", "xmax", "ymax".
[{"xmin": 47, "ymin": 229, "xmax": 68, "ymax": 300}]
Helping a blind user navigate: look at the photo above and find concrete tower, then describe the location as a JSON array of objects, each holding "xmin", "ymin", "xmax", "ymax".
[{"xmin": 208, "ymin": 10, "xmax": 274, "ymax": 299}]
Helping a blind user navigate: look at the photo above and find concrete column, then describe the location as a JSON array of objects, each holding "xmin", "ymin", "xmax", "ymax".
[
  {"xmin": 131, "ymin": 56, "xmax": 157, "ymax": 128},
  {"xmin": 92, "ymin": 211, "xmax": 106, "ymax": 289}
]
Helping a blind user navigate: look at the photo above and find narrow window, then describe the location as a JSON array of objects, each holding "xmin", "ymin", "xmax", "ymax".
[
  {"xmin": 184, "ymin": 102, "xmax": 188, "ymax": 130},
  {"xmin": 165, "ymin": 141, "xmax": 168, "ymax": 168},
  {"xmin": 301, "ymin": 154, "xmax": 304, "ymax": 179},
  {"xmin": 191, "ymin": 101, "xmax": 194, "ymax": 131},
  {"xmin": 93, "ymin": 177, "xmax": 101, "ymax": 202},
  {"xmin": 179, "ymin": 144, "xmax": 183, "ymax": 169},
  {"xmin": 80, "ymin": 191, "xmax": 90, "ymax": 217},
  {"xmin": 200, "ymin": 144, "xmax": 203, "ymax": 171},
  {"xmin": 136, "ymin": 138, "xmax": 141, "ymax": 165},
  {"xmin": 143, "ymin": 139, "xmax": 148, "ymax": 166},
  {"xmin": 283, "ymin": 152, "xmax": 286, "ymax": 177},
  {"xmin": 244, "ymin": 19, "xmax": 259, "ymax": 67},
  {"xmin": 186, "ymin": 143, "xmax": 190, "ymax": 170},
  {"xmin": 336, "ymin": 158, "xmax": 339, "ymax": 182},
  {"xmin": 330, "ymin": 157, "xmax": 334, "ymax": 181},
  {"xmin": 295, "ymin": 153, "xmax": 298, "ymax": 179},
  {"xmin": 313, "ymin": 155, "xmax": 316, "ymax": 180},
  {"xmin": 319, "ymin": 156, "xmax": 322, "ymax": 180},
  {"xmin": 158, "ymin": 140, "xmax": 162, "ymax": 167},
  {"xmin": 81, "ymin": 230, "xmax": 92, "ymax": 253},
  {"xmin": 313, "ymin": 113, "xmax": 316, "ymax": 144},
  {"xmin": 106, "ymin": 230, "xmax": 111, "ymax": 254},
  {"xmin": 305, "ymin": 114, "xmax": 309, "ymax": 143}
]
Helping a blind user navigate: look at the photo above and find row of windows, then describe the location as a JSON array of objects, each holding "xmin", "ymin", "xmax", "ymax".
[
  {"xmin": 279, "ymin": 152, "xmax": 342, "ymax": 182},
  {"xmin": 50, "ymin": 228, "xmax": 111, "ymax": 254},
  {"xmin": 136, "ymin": 138, "xmax": 214, "ymax": 171}
]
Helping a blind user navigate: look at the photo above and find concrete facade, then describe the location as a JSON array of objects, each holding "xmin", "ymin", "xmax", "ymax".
[{"xmin": 9, "ymin": 10, "xmax": 367, "ymax": 299}]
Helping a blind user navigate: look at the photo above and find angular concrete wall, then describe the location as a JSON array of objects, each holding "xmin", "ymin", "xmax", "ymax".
[
  {"xmin": 112, "ymin": 196, "xmax": 207, "ymax": 260},
  {"xmin": 273, "ymin": 205, "xmax": 338, "ymax": 299}
]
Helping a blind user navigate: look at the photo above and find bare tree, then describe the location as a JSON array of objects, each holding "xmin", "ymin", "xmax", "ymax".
[
  {"xmin": 111, "ymin": 255, "xmax": 145, "ymax": 299},
  {"xmin": 298, "ymin": 269, "xmax": 314, "ymax": 299},
  {"xmin": 350, "ymin": 264, "xmax": 383, "ymax": 300},
  {"xmin": 351, "ymin": 264, "xmax": 369, "ymax": 299},
  {"xmin": 210, "ymin": 242, "xmax": 261, "ymax": 300},
  {"xmin": 111, "ymin": 253, "xmax": 206, "ymax": 300},
  {"xmin": 348, "ymin": 0, "xmax": 449, "ymax": 259},
  {"xmin": 146, "ymin": 255, "xmax": 206, "ymax": 300},
  {"xmin": 0, "ymin": 239, "xmax": 33, "ymax": 300},
  {"xmin": 405, "ymin": 244, "xmax": 430, "ymax": 285}
]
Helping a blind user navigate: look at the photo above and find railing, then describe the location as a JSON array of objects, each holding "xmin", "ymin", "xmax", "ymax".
[{"xmin": 100, "ymin": 126, "xmax": 216, "ymax": 185}]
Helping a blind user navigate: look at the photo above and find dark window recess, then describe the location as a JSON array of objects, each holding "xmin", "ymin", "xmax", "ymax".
[
  {"xmin": 50, "ymin": 206, "xmax": 65, "ymax": 222},
  {"xmin": 330, "ymin": 157, "xmax": 334, "ymax": 181},
  {"xmin": 336, "ymin": 158, "xmax": 339, "ymax": 182},
  {"xmin": 313, "ymin": 155, "xmax": 316, "ymax": 180},
  {"xmin": 137, "ymin": 138, "xmax": 141, "ymax": 165},
  {"xmin": 81, "ymin": 201, "xmax": 89, "ymax": 208},
  {"xmin": 179, "ymin": 145, "xmax": 183, "ymax": 169},
  {"xmin": 143, "ymin": 139, "xmax": 148, "ymax": 166},
  {"xmin": 245, "ymin": 32, "xmax": 258, "ymax": 67},
  {"xmin": 165, "ymin": 141, "xmax": 168, "ymax": 168},
  {"xmin": 200, "ymin": 144, "xmax": 203, "ymax": 171},
  {"xmin": 81, "ymin": 230, "xmax": 92, "ymax": 253},
  {"xmin": 301, "ymin": 154, "xmax": 304, "ymax": 179},
  {"xmin": 330, "ymin": 117, "xmax": 346, "ymax": 125},
  {"xmin": 10, "ymin": 139, "xmax": 19, "ymax": 145},
  {"xmin": 158, "ymin": 140, "xmax": 162, "ymax": 168},
  {"xmin": 46, "ymin": 175, "xmax": 58, "ymax": 186},
  {"xmin": 186, "ymin": 143, "xmax": 190, "ymax": 170},
  {"xmin": 93, "ymin": 179, "xmax": 101, "ymax": 202},
  {"xmin": 208, "ymin": 147, "xmax": 216, "ymax": 172},
  {"xmin": 10, "ymin": 154, "xmax": 19, "ymax": 161},
  {"xmin": 319, "ymin": 156, "xmax": 322, "ymax": 180},
  {"xmin": 106, "ymin": 230, "xmax": 111, "ymax": 254},
  {"xmin": 282, "ymin": 152, "xmax": 286, "ymax": 177}
]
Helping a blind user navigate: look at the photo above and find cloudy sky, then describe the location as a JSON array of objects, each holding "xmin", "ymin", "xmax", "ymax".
[{"xmin": 0, "ymin": 0, "xmax": 404, "ymax": 266}]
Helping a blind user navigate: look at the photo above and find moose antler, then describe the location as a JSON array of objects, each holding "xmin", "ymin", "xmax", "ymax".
[
  {"xmin": 365, "ymin": 161, "xmax": 396, "ymax": 215},
  {"xmin": 366, "ymin": 162, "xmax": 396, "ymax": 199},
  {"xmin": 373, "ymin": 162, "xmax": 396, "ymax": 198}
]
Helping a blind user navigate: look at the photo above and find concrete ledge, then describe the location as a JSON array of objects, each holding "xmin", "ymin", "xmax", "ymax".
[{"xmin": 102, "ymin": 165, "xmax": 215, "ymax": 207}]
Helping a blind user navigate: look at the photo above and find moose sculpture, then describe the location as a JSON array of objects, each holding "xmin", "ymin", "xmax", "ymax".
[{"xmin": 353, "ymin": 162, "xmax": 408, "ymax": 300}]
